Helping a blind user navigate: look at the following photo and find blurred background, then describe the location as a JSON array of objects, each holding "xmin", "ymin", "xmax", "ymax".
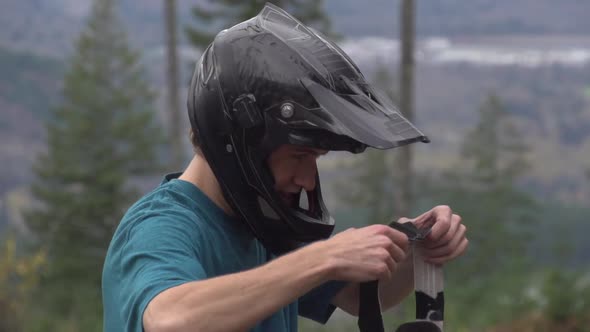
[{"xmin": 1, "ymin": 0, "xmax": 589, "ymax": 331}]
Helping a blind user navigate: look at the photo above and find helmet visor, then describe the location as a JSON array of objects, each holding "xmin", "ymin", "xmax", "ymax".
[{"xmin": 301, "ymin": 77, "xmax": 429, "ymax": 149}]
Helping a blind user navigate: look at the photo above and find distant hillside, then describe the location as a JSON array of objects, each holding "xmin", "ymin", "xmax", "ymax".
[
  {"xmin": 0, "ymin": 47, "xmax": 63, "ymax": 195},
  {"xmin": 1, "ymin": 42, "xmax": 589, "ymax": 202},
  {"xmin": 3, "ymin": 0, "xmax": 590, "ymax": 56},
  {"xmin": 2, "ymin": 1, "xmax": 590, "ymax": 232},
  {"xmin": 328, "ymin": 0, "xmax": 590, "ymax": 37},
  {"xmin": 0, "ymin": 47, "xmax": 63, "ymax": 118}
]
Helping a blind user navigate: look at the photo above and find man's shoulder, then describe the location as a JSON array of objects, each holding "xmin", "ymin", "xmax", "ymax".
[
  {"xmin": 129, "ymin": 180, "xmax": 200, "ymax": 216},
  {"xmin": 140, "ymin": 174, "xmax": 221, "ymax": 213},
  {"xmin": 112, "ymin": 180, "xmax": 212, "ymax": 242}
]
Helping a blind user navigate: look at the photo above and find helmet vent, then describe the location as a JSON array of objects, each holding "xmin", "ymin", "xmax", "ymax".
[{"xmin": 257, "ymin": 196, "xmax": 280, "ymax": 220}]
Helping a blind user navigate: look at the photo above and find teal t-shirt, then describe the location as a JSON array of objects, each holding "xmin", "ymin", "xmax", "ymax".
[{"xmin": 102, "ymin": 173, "xmax": 343, "ymax": 332}]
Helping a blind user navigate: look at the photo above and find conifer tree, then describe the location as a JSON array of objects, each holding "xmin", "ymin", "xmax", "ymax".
[
  {"xmin": 25, "ymin": 0, "xmax": 163, "ymax": 328},
  {"xmin": 437, "ymin": 95, "xmax": 537, "ymax": 326},
  {"xmin": 444, "ymin": 94, "xmax": 535, "ymax": 276}
]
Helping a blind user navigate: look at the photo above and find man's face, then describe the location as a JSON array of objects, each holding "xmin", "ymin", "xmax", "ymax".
[{"xmin": 267, "ymin": 145, "xmax": 328, "ymax": 207}]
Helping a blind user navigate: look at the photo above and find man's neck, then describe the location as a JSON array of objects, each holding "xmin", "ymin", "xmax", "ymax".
[{"xmin": 179, "ymin": 153, "xmax": 236, "ymax": 216}]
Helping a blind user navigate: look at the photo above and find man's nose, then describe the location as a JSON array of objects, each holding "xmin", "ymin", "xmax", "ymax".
[{"xmin": 294, "ymin": 161, "xmax": 317, "ymax": 192}]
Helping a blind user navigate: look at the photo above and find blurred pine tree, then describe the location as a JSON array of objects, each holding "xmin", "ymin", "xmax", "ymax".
[
  {"xmin": 24, "ymin": 0, "xmax": 164, "ymax": 329},
  {"xmin": 435, "ymin": 94, "xmax": 538, "ymax": 328}
]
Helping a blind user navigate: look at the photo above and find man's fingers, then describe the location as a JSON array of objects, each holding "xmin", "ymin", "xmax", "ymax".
[
  {"xmin": 425, "ymin": 214, "xmax": 461, "ymax": 248},
  {"xmin": 372, "ymin": 229, "xmax": 408, "ymax": 262},
  {"xmin": 394, "ymin": 206, "xmax": 468, "ymax": 265},
  {"xmin": 426, "ymin": 207, "xmax": 455, "ymax": 242},
  {"xmin": 384, "ymin": 239, "xmax": 407, "ymax": 263},
  {"xmin": 425, "ymin": 238, "xmax": 469, "ymax": 265},
  {"xmin": 423, "ymin": 224, "xmax": 466, "ymax": 257},
  {"xmin": 383, "ymin": 255, "xmax": 396, "ymax": 280},
  {"xmin": 403, "ymin": 205, "xmax": 453, "ymax": 242},
  {"xmin": 373, "ymin": 224, "xmax": 410, "ymax": 252}
]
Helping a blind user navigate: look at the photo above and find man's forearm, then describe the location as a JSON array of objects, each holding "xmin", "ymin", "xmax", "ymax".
[{"xmin": 143, "ymin": 243, "xmax": 332, "ymax": 332}]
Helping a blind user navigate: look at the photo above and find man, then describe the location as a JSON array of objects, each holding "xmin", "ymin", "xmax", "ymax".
[{"xmin": 102, "ymin": 4, "xmax": 468, "ymax": 332}]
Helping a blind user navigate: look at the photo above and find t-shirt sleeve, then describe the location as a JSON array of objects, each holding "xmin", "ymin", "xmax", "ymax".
[
  {"xmin": 298, "ymin": 280, "xmax": 347, "ymax": 324},
  {"xmin": 115, "ymin": 216, "xmax": 206, "ymax": 332}
]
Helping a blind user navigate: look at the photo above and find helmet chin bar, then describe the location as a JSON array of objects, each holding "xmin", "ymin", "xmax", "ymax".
[{"xmin": 259, "ymin": 188, "xmax": 322, "ymax": 221}]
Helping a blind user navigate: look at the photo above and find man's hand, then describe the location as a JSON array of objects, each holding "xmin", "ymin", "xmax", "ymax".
[
  {"xmin": 309, "ymin": 224, "xmax": 410, "ymax": 283},
  {"xmin": 400, "ymin": 205, "xmax": 468, "ymax": 265}
]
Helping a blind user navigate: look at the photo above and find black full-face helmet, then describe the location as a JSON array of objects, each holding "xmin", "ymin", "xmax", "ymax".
[{"xmin": 187, "ymin": 3, "xmax": 429, "ymax": 254}]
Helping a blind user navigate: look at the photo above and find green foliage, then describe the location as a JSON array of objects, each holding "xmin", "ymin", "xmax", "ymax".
[
  {"xmin": 444, "ymin": 270, "xmax": 537, "ymax": 330},
  {"xmin": 527, "ymin": 202, "xmax": 590, "ymax": 268},
  {"xmin": 0, "ymin": 236, "xmax": 46, "ymax": 332},
  {"xmin": 425, "ymin": 94, "xmax": 538, "ymax": 328},
  {"xmin": 437, "ymin": 94, "xmax": 536, "ymax": 273},
  {"xmin": 185, "ymin": 0, "xmax": 334, "ymax": 48},
  {"xmin": 480, "ymin": 268, "xmax": 590, "ymax": 332},
  {"xmin": 335, "ymin": 149, "xmax": 395, "ymax": 226},
  {"xmin": 461, "ymin": 95, "xmax": 530, "ymax": 185},
  {"xmin": 541, "ymin": 269, "xmax": 590, "ymax": 325},
  {"xmin": 24, "ymin": 0, "xmax": 164, "ymax": 329}
]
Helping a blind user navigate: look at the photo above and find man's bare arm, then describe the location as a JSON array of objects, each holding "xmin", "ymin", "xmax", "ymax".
[
  {"xmin": 143, "ymin": 242, "xmax": 332, "ymax": 332},
  {"xmin": 143, "ymin": 224, "xmax": 409, "ymax": 332}
]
